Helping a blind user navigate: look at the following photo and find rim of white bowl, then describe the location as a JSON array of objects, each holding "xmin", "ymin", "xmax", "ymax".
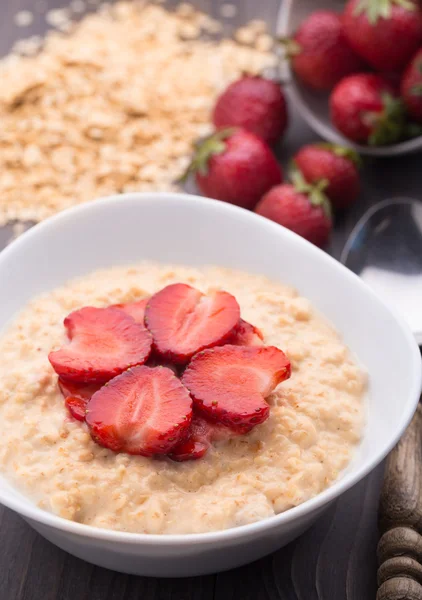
[
  {"xmin": 276, "ymin": 0, "xmax": 422, "ymax": 157},
  {"xmin": 0, "ymin": 192, "xmax": 420, "ymax": 546}
]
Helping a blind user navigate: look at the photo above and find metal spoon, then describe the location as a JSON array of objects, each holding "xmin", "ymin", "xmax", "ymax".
[
  {"xmin": 341, "ymin": 197, "xmax": 422, "ymax": 345},
  {"xmin": 342, "ymin": 197, "xmax": 422, "ymax": 600}
]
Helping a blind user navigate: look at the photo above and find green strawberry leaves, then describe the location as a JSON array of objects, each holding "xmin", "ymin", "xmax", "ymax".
[
  {"xmin": 367, "ymin": 93, "xmax": 406, "ymax": 146},
  {"xmin": 178, "ymin": 128, "xmax": 236, "ymax": 183},
  {"xmin": 411, "ymin": 84, "xmax": 422, "ymax": 97},
  {"xmin": 289, "ymin": 164, "xmax": 332, "ymax": 219},
  {"xmin": 317, "ymin": 143, "xmax": 363, "ymax": 167},
  {"xmin": 354, "ymin": 0, "xmax": 417, "ymax": 25},
  {"xmin": 277, "ymin": 37, "xmax": 302, "ymax": 59}
]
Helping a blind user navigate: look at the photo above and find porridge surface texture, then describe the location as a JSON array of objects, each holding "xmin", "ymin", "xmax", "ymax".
[{"xmin": 0, "ymin": 263, "xmax": 365, "ymax": 534}]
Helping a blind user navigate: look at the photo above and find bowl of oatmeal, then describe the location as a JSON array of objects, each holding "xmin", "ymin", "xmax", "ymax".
[{"xmin": 0, "ymin": 192, "xmax": 420, "ymax": 577}]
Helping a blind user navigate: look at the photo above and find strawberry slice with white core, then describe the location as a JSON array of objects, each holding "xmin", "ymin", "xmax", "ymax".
[
  {"xmin": 228, "ymin": 319, "xmax": 264, "ymax": 346},
  {"xmin": 58, "ymin": 378, "xmax": 102, "ymax": 421},
  {"xmin": 144, "ymin": 283, "xmax": 240, "ymax": 364},
  {"xmin": 86, "ymin": 366, "xmax": 192, "ymax": 456},
  {"xmin": 169, "ymin": 413, "xmax": 212, "ymax": 461},
  {"xmin": 112, "ymin": 298, "xmax": 149, "ymax": 326},
  {"xmin": 49, "ymin": 307, "xmax": 152, "ymax": 384},
  {"xmin": 182, "ymin": 345, "xmax": 291, "ymax": 431}
]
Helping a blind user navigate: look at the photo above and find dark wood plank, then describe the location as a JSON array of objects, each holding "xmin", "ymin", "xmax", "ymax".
[{"xmin": 0, "ymin": 1, "xmax": 406, "ymax": 599}]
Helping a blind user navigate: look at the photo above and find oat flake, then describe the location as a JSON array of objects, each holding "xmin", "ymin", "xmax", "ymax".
[{"xmin": 0, "ymin": 2, "xmax": 276, "ymax": 227}]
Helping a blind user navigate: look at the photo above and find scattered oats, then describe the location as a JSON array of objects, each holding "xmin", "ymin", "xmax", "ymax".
[
  {"xmin": 235, "ymin": 26, "xmax": 257, "ymax": 46},
  {"xmin": 246, "ymin": 19, "xmax": 268, "ymax": 35},
  {"xmin": 70, "ymin": 0, "xmax": 86, "ymax": 13},
  {"xmin": 14, "ymin": 11, "xmax": 34, "ymax": 27},
  {"xmin": 45, "ymin": 8, "xmax": 71, "ymax": 28},
  {"xmin": 220, "ymin": 4, "xmax": 238, "ymax": 19},
  {"xmin": 175, "ymin": 3, "xmax": 196, "ymax": 18},
  {"xmin": 0, "ymin": 2, "xmax": 276, "ymax": 226},
  {"xmin": 255, "ymin": 34, "xmax": 274, "ymax": 53},
  {"xmin": 12, "ymin": 36, "xmax": 43, "ymax": 56}
]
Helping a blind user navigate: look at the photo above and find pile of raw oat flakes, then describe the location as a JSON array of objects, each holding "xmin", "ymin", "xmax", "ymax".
[{"xmin": 0, "ymin": 0, "xmax": 277, "ymax": 234}]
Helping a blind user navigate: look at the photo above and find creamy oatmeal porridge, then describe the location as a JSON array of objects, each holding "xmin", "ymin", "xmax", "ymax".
[{"xmin": 0, "ymin": 263, "xmax": 366, "ymax": 534}]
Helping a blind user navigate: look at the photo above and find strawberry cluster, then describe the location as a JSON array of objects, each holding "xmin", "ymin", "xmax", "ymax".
[
  {"xmin": 181, "ymin": 2, "xmax": 422, "ymax": 249},
  {"xmin": 288, "ymin": 2, "xmax": 422, "ymax": 145},
  {"xmin": 49, "ymin": 284, "xmax": 291, "ymax": 461}
]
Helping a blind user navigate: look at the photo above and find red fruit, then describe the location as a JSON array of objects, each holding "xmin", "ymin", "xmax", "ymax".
[
  {"xmin": 284, "ymin": 10, "xmax": 365, "ymax": 90},
  {"xmin": 169, "ymin": 414, "xmax": 212, "ymax": 461},
  {"xmin": 292, "ymin": 144, "xmax": 361, "ymax": 210},
  {"xmin": 58, "ymin": 379, "xmax": 102, "ymax": 421},
  {"xmin": 49, "ymin": 307, "xmax": 152, "ymax": 383},
  {"xmin": 228, "ymin": 319, "xmax": 264, "ymax": 346},
  {"xmin": 112, "ymin": 298, "xmax": 149, "ymax": 325},
  {"xmin": 212, "ymin": 76, "xmax": 288, "ymax": 145},
  {"xmin": 343, "ymin": 0, "xmax": 422, "ymax": 73},
  {"xmin": 183, "ymin": 128, "xmax": 282, "ymax": 210},
  {"xmin": 401, "ymin": 47, "xmax": 422, "ymax": 122},
  {"xmin": 330, "ymin": 74, "xmax": 405, "ymax": 145},
  {"xmin": 86, "ymin": 366, "xmax": 192, "ymax": 456},
  {"xmin": 145, "ymin": 283, "xmax": 240, "ymax": 364},
  {"xmin": 255, "ymin": 180, "xmax": 332, "ymax": 248},
  {"xmin": 182, "ymin": 345, "xmax": 290, "ymax": 432}
]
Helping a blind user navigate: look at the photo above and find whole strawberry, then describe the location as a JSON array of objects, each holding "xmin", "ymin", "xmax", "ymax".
[
  {"xmin": 212, "ymin": 76, "xmax": 288, "ymax": 145},
  {"xmin": 330, "ymin": 73, "xmax": 405, "ymax": 145},
  {"xmin": 343, "ymin": 0, "xmax": 422, "ymax": 72},
  {"xmin": 292, "ymin": 143, "xmax": 361, "ymax": 210},
  {"xmin": 183, "ymin": 128, "xmax": 282, "ymax": 210},
  {"xmin": 283, "ymin": 10, "xmax": 365, "ymax": 90},
  {"xmin": 401, "ymin": 47, "xmax": 422, "ymax": 121},
  {"xmin": 254, "ymin": 175, "xmax": 332, "ymax": 248}
]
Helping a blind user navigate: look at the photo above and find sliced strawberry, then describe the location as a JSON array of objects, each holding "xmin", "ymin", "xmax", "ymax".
[
  {"xmin": 182, "ymin": 345, "xmax": 291, "ymax": 432},
  {"xmin": 112, "ymin": 298, "xmax": 149, "ymax": 326},
  {"xmin": 49, "ymin": 306, "xmax": 152, "ymax": 384},
  {"xmin": 169, "ymin": 413, "xmax": 212, "ymax": 461},
  {"xmin": 58, "ymin": 378, "xmax": 102, "ymax": 421},
  {"xmin": 228, "ymin": 319, "xmax": 264, "ymax": 347},
  {"xmin": 144, "ymin": 283, "xmax": 240, "ymax": 364},
  {"xmin": 85, "ymin": 366, "xmax": 192, "ymax": 456}
]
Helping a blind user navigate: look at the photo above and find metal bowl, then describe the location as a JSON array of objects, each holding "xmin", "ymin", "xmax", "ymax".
[{"xmin": 277, "ymin": 0, "xmax": 422, "ymax": 157}]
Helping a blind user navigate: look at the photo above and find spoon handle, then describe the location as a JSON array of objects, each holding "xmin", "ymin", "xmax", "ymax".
[{"xmin": 377, "ymin": 402, "xmax": 422, "ymax": 600}]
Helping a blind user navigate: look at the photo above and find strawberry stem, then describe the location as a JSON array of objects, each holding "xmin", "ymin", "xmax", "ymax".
[
  {"xmin": 277, "ymin": 37, "xmax": 302, "ymax": 59},
  {"xmin": 367, "ymin": 93, "xmax": 406, "ymax": 146},
  {"xmin": 178, "ymin": 128, "xmax": 236, "ymax": 183},
  {"xmin": 289, "ymin": 164, "xmax": 332, "ymax": 219},
  {"xmin": 411, "ymin": 84, "xmax": 422, "ymax": 96},
  {"xmin": 354, "ymin": 0, "xmax": 416, "ymax": 24},
  {"xmin": 317, "ymin": 143, "xmax": 363, "ymax": 168}
]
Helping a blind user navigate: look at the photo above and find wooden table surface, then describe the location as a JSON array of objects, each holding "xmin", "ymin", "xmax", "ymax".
[{"xmin": 1, "ymin": 1, "xmax": 421, "ymax": 598}]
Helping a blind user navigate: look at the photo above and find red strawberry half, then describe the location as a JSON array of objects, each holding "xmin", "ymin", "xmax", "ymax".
[
  {"xmin": 228, "ymin": 319, "xmax": 264, "ymax": 346},
  {"xmin": 86, "ymin": 366, "xmax": 192, "ymax": 456},
  {"xmin": 182, "ymin": 345, "xmax": 291, "ymax": 432},
  {"xmin": 49, "ymin": 307, "xmax": 152, "ymax": 383},
  {"xmin": 212, "ymin": 76, "xmax": 288, "ymax": 145},
  {"xmin": 58, "ymin": 378, "xmax": 102, "ymax": 421},
  {"xmin": 182, "ymin": 128, "xmax": 282, "ymax": 210},
  {"xmin": 145, "ymin": 283, "xmax": 240, "ymax": 364},
  {"xmin": 112, "ymin": 298, "xmax": 149, "ymax": 325},
  {"xmin": 282, "ymin": 10, "xmax": 365, "ymax": 91}
]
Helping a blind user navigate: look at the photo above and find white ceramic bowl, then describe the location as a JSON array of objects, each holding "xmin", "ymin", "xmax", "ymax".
[
  {"xmin": 277, "ymin": 0, "xmax": 422, "ymax": 157},
  {"xmin": 0, "ymin": 192, "xmax": 420, "ymax": 577}
]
